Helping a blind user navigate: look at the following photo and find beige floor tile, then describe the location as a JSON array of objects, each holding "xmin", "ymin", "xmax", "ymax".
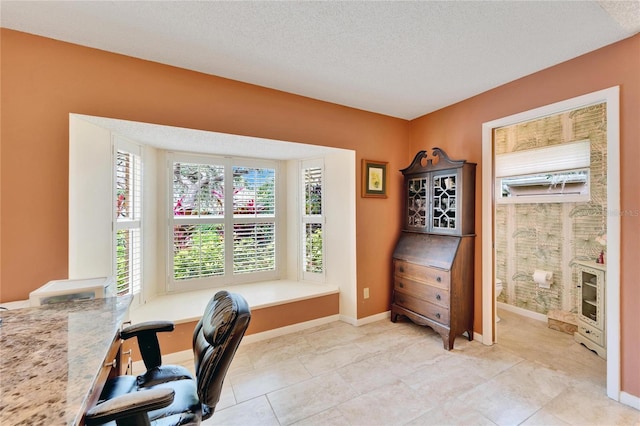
[
  {"xmin": 453, "ymin": 343, "xmax": 525, "ymax": 380},
  {"xmin": 225, "ymin": 351, "xmax": 255, "ymax": 377},
  {"xmin": 521, "ymin": 409, "xmax": 572, "ymax": 426},
  {"xmin": 291, "ymin": 408, "xmax": 352, "ymax": 426},
  {"xmin": 460, "ymin": 360, "xmax": 571, "ymax": 426},
  {"xmin": 335, "ymin": 352, "xmax": 415, "ymax": 395},
  {"xmin": 401, "ymin": 354, "xmax": 489, "ymax": 404},
  {"xmin": 230, "ymin": 358, "xmax": 312, "ymax": 403},
  {"xmin": 405, "ymin": 398, "xmax": 497, "ymax": 426},
  {"xmin": 304, "ymin": 321, "xmax": 364, "ymax": 351},
  {"xmin": 245, "ymin": 334, "xmax": 315, "ymax": 369},
  {"xmin": 337, "ymin": 380, "xmax": 433, "ymax": 425},
  {"xmin": 541, "ymin": 379, "xmax": 640, "ymax": 425},
  {"xmin": 214, "ymin": 379, "xmax": 237, "ymax": 411},
  {"xmin": 298, "ymin": 342, "xmax": 370, "ymax": 376},
  {"xmin": 352, "ymin": 324, "xmax": 426, "ymax": 355},
  {"xmin": 205, "ymin": 395, "xmax": 279, "ymax": 426},
  {"xmin": 267, "ymin": 372, "xmax": 359, "ymax": 425},
  {"xmin": 386, "ymin": 338, "xmax": 449, "ymax": 371},
  {"xmin": 356, "ymin": 317, "xmax": 405, "ymax": 335},
  {"xmin": 162, "ymin": 310, "xmax": 639, "ymax": 426}
]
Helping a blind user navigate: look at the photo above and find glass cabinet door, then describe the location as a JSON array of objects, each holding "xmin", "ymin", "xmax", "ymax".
[
  {"xmin": 578, "ymin": 266, "xmax": 602, "ymax": 328},
  {"xmin": 431, "ymin": 172, "xmax": 458, "ymax": 233},
  {"xmin": 407, "ymin": 177, "xmax": 428, "ymax": 230}
]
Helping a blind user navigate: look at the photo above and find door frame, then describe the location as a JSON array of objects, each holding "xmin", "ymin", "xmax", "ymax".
[{"xmin": 481, "ymin": 86, "xmax": 621, "ymax": 401}]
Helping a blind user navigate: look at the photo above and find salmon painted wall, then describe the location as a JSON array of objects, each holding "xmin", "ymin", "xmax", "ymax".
[
  {"xmin": 0, "ymin": 29, "xmax": 409, "ymax": 322},
  {"xmin": 123, "ymin": 294, "xmax": 340, "ymax": 361},
  {"xmin": 409, "ymin": 34, "xmax": 640, "ymax": 397}
]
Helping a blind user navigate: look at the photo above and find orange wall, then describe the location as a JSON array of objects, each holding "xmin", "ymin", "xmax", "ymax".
[
  {"xmin": 409, "ymin": 34, "xmax": 640, "ymax": 397},
  {"xmin": 0, "ymin": 29, "xmax": 409, "ymax": 322},
  {"xmin": 123, "ymin": 294, "xmax": 340, "ymax": 361},
  {"xmin": 1, "ymin": 28, "xmax": 638, "ymax": 398}
]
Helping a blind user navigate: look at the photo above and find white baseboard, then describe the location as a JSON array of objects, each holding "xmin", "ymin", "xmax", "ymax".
[
  {"xmin": 340, "ymin": 310, "xmax": 390, "ymax": 326},
  {"xmin": 151, "ymin": 312, "xmax": 395, "ymax": 365},
  {"xmin": 498, "ymin": 302, "xmax": 548, "ymax": 322},
  {"xmin": 134, "ymin": 314, "xmax": 343, "ymax": 370},
  {"xmin": 474, "ymin": 331, "xmax": 486, "ymax": 344},
  {"xmin": 241, "ymin": 314, "xmax": 340, "ymax": 344},
  {"xmin": 620, "ymin": 391, "xmax": 640, "ymax": 411}
]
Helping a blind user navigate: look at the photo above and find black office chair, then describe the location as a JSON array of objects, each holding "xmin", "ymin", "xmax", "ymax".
[{"xmin": 85, "ymin": 291, "xmax": 251, "ymax": 426}]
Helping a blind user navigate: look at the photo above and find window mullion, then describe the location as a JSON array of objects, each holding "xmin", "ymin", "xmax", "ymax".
[{"xmin": 224, "ymin": 160, "xmax": 234, "ymax": 279}]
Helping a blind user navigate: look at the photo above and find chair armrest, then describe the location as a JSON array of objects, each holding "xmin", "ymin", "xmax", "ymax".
[
  {"xmin": 120, "ymin": 321, "xmax": 175, "ymax": 370},
  {"xmin": 85, "ymin": 388, "xmax": 175, "ymax": 426},
  {"xmin": 120, "ymin": 321, "xmax": 175, "ymax": 340}
]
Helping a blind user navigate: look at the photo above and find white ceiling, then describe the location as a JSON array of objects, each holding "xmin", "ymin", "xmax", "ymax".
[{"xmin": 2, "ymin": 1, "xmax": 639, "ymax": 120}]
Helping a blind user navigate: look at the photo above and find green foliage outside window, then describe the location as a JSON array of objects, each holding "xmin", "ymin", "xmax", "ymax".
[
  {"xmin": 172, "ymin": 162, "xmax": 277, "ymax": 280},
  {"xmin": 305, "ymin": 225, "xmax": 323, "ymax": 273},
  {"xmin": 173, "ymin": 224, "xmax": 225, "ymax": 280},
  {"xmin": 116, "ymin": 230, "xmax": 129, "ymax": 294}
]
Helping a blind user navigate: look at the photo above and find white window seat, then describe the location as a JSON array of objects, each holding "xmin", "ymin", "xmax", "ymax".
[{"xmin": 129, "ymin": 280, "xmax": 339, "ymax": 325}]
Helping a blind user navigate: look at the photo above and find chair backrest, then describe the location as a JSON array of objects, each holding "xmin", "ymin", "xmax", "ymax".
[{"xmin": 191, "ymin": 291, "xmax": 251, "ymax": 419}]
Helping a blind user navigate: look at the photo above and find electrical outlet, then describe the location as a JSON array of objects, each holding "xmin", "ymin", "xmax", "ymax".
[{"xmin": 363, "ymin": 287, "xmax": 370, "ymax": 299}]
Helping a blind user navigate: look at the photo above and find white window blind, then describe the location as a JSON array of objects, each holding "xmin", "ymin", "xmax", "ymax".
[
  {"xmin": 173, "ymin": 223, "xmax": 225, "ymax": 280},
  {"xmin": 169, "ymin": 155, "xmax": 278, "ymax": 288},
  {"xmin": 495, "ymin": 140, "xmax": 591, "ymax": 204},
  {"xmin": 302, "ymin": 163, "xmax": 324, "ymax": 278},
  {"xmin": 172, "ymin": 160, "xmax": 226, "ymax": 281},
  {"xmin": 495, "ymin": 140, "xmax": 591, "ymax": 178},
  {"xmin": 115, "ymin": 143, "xmax": 142, "ymax": 296},
  {"xmin": 232, "ymin": 166, "xmax": 276, "ymax": 274}
]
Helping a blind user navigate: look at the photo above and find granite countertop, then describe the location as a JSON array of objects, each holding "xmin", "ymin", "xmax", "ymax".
[{"xmin": 0, "ymin": 296, "xmax": 131, "ymax": 425}]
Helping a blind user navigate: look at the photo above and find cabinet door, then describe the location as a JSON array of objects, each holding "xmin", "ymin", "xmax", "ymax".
[
  {"xmin": 577, "ymin": 265, "xmax": 604, "ymax": 329},
  {"xmin": 406, "ymin": 176, "xmax": 429, "ymax": 231},
  {"xmin": 430, "ymin": 171, "xmax": 459, "ymax": 234}
]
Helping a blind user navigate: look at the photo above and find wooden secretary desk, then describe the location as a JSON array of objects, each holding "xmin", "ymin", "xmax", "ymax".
[{"xmin": 391, "ymin": 148, "xmax": 476, "ymax": 350}]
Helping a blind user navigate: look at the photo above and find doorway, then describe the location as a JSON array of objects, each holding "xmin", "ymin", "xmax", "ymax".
[{"xmin": 480, "ymin": 87, "xmax": 621, "ymax": 401}]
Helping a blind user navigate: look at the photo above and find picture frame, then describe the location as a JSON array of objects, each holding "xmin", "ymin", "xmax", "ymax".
[{"xmin": 361, "ymin": 159, "xmax": 388, "ymax": 198}]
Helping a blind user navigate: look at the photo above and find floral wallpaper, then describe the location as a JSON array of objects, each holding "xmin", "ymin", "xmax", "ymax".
[{"xmin": 495, "ymin": 103, "xmax": 607, "ymax": 316}]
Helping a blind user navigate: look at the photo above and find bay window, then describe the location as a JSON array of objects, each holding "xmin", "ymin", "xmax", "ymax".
[{"xmin": 168, "ymin": 154, "xmax": 278, "ymax": 290}]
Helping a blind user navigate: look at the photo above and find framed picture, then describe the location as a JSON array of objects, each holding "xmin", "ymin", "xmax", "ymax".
[{"xmin": 362, "ymin": 159, "xmax": 388, "ymax": 198}]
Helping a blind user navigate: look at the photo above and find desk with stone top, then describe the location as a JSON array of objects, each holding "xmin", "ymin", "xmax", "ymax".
[{"xmin": 0, "ymin": 296, "xmax": 131, "ymax": 425}]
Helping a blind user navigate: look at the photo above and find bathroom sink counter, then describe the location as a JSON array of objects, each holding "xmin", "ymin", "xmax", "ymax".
[{"xmin": 0, "ymin": 296, "xmax": 131, "ymax": 425}]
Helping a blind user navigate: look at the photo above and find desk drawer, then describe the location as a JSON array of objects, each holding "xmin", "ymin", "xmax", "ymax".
[
  {"xmin": 394, "ymin": 291, "xmax": 450, "ymax": 325},
  {"xmin": 394, "ymin": 260, "xmax": 449, "ymax": 289},
  {"xmin": 394, "ymin": 278, "xmax": 449, "ymax": 308}
]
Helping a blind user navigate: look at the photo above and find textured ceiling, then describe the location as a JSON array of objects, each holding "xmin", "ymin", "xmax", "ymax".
[{"xmin": 2, "ymin": 1, "xmax": 639, "ymax": 120}]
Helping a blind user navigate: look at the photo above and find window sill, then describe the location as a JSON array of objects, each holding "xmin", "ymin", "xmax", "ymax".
[{"xmin": 129, "ymin": 280, "xmax": 339, "ymax": 324}]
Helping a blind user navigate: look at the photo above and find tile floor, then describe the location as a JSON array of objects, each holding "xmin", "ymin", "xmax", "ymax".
[{"xmin": 174, "ymin": 309, "xmax": 639, "ymax": 425}]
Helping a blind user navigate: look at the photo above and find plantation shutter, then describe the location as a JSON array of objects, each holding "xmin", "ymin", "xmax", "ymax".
[
  {"xmin": 171, "ymin": 160, "xmax": 226, "ymax": 281},
  {"xmin": 232, "ymin": 166, "xmax": 276, "ymax": 274},
  {"xmin": 302, "ymin": 162, "xmax": 324, "ymax": 279},
  {"xmin": 168, "ymin": 155, "xmax": 279, "ymax": 289},
  {"xmin": 115, "ymin": 139, "xmax": 142, "ymax": 296}
]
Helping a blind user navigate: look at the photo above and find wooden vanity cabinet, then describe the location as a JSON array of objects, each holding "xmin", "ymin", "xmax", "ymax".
[{"xmin": 391, "ymin": 149, "xmax": 476, "ymax": 350}]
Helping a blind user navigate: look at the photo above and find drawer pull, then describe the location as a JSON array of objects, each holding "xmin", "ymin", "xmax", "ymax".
[
  {"xmin": 399, "ymin": 266, "xmax": 405, "ymax": 273},
  {"xmin": 399, "ymin": 282, "xmax": 404, "ymax": 288},
  {"xmin": 435, "ymin": 313, "xmax": 441, "ymax": 319},
  {"xmin": 436, "ymin": 276, "xmax": 442, "ymax": 283},
  {"xmin": 104, "ymin": 359, "xmax": 117, "ymax": 369},
  {"xmin": 436, "ymin": 294, "xmax": 441, "ymax": 301},
  {"xmin": 397, "ymin": 297, "xmax": 405, "ymax": 304}
]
